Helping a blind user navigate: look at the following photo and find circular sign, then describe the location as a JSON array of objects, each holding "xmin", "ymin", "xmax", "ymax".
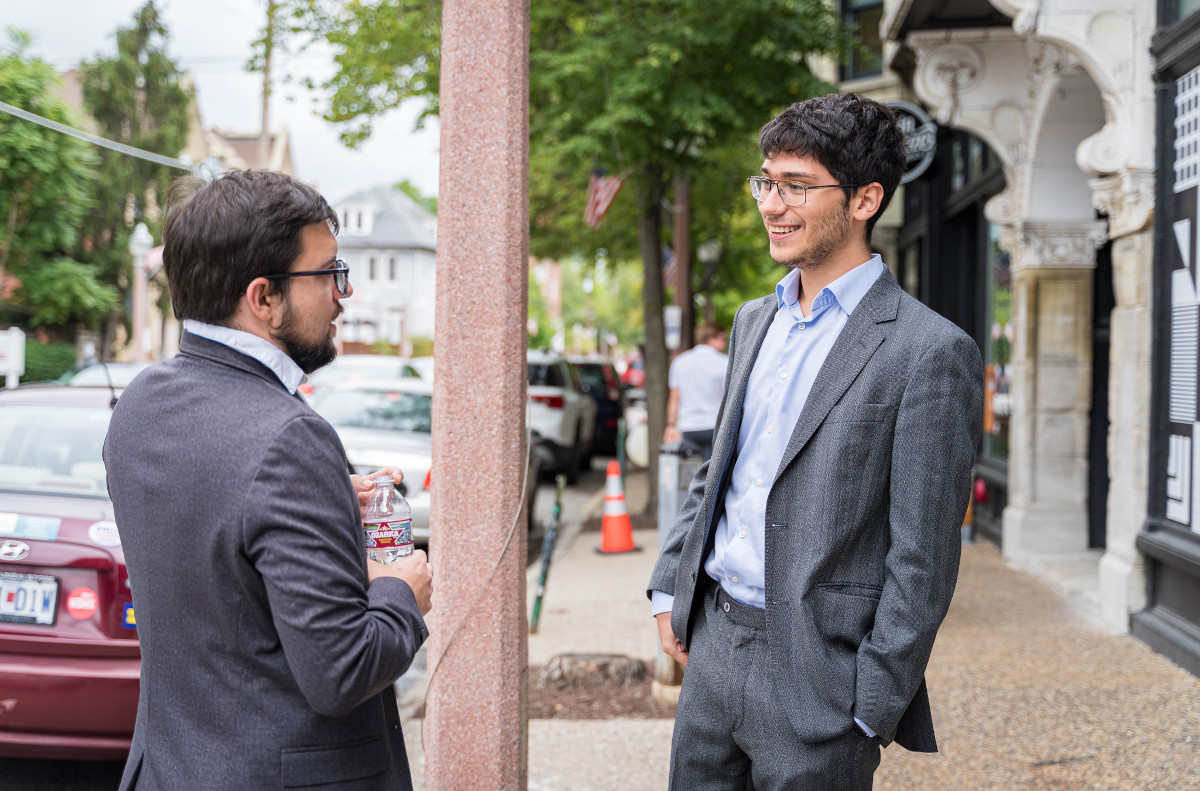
[
  {"xmin": 67, "ymin": 587, "xmax": 99, "ymax": 620},
  {"xmin": 887, "ymin": 100, "xmax": 938, "ymax": 184},
  {"xmin": 88, "ymin": 521, "xmax": 122, "ymax": 547}
]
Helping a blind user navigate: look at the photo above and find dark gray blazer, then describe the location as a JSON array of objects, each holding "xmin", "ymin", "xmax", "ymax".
[
  {"xmin": 104, "ymin": 332, "xmax": 427, "ymax": 790},
  {"xmin": 649, "ymin": 269, "xmax": 982, "ymax": 752}
]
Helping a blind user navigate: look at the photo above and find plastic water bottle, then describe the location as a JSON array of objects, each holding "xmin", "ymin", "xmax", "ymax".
[{"xmin": 362, "ymin": 475, "xmax": 414, "ymax": 563}]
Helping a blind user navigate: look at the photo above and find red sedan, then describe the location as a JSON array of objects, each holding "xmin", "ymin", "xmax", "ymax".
[{"xmin": 0, "ymin": 385, "xmax": 138, "ymax": 760}]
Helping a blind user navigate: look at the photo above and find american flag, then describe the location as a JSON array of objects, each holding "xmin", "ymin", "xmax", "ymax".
[{"xmin": 584, "ymin": 170, "xmax": 624, "ymax": 229}]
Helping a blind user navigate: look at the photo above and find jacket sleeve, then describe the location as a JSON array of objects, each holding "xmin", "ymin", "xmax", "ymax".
[
  {"xmin": 243, "ymin": 414, "xmax": 428, "ymax": 719},
  {"xmin": 853, "ymin": 330, "xmax": 983, "ymax": 742}
]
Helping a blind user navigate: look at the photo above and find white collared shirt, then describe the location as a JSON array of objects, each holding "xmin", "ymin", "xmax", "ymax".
[{"xmin": 182, "ymin": 319, "xmax": 307, "ymax": 394}]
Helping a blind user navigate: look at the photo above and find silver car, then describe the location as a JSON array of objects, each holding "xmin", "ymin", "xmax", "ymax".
[{"xmin": 311, "ymin": 378, "xmax": 541, "ymax": 545}]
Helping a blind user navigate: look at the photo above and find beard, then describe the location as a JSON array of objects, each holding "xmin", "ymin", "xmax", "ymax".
[
  {"xmin": 771, "ymin": 201, "xmax": 852, "ymax": 270},
  {"xmin": 273, "ymin": 300, "xmax": 340, "ymax": 374}
]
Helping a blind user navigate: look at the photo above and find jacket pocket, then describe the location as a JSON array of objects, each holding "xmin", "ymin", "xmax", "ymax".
[
  {"xmin": 812, "ymin": 583, "xmax": 882, "ymax": 653},
  {"xmin": 280, "ymin": 736, "xmax": 388, "ymax": 788},
  {"xmin": 825, "ymin": 402, "xmax": 893, "ymax": 424}
]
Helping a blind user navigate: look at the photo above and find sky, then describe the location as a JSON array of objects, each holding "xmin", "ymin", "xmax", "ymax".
[{"xmin": 5, "ymin": 0, "xmax": 441, "ymax": 204}]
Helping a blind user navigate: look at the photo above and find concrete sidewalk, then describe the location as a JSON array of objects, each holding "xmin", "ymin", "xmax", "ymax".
[{"xmin": 403, "ymin": 468, "xmax": 1200, "ymax": 789}]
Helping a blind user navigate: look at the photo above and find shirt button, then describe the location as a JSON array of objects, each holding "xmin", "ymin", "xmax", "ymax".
[
  {"xmin": 732, "ymin": 575, "xmax": 740, "ymax": 583},
  {"xmin": 755, "ymin": 478, "xmax": 763, "ymax": 487},
  {"xmin": 798, "ymin": 323, "xmax": 806, "ymax": 330},
  {"xmin": 739, "ymin": 530, "xmax": 747, "ymax": 538},
  {"xmin": 779, "ymin": 370, "xmax": 788, "ymax": 380},
  {"xmin": 766, "ymin": 425, "xmax": 773, "ymax": 434}
]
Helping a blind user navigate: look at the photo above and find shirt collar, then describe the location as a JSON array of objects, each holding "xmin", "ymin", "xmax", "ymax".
[
  {"xmin": 182, "ymin": 318, "xmax": 307, "ymax": 394},
  {"xmin": 775, "ymin": 254, "xmax": 885, "ymax": 316}
]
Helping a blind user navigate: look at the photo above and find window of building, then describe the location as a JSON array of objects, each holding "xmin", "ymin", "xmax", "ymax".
[
  {"xmin": 841, "ymin": 0, "xmax": 883, "ymax": 81},
  {"xmin": 389, "ymin": 257, "xmax": 396, "ymax": 281},
  {"xmin": 369, "ymin": 257, "xmax": 377, "ymax": 281}
]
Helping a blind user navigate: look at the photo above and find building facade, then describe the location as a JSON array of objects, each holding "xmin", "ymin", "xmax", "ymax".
[
  {"xmin": 864, "ymin": 0, "xmax": 1200, "ymax": 675},
  {"xmin": 332, "ymin": 185, "xmax": 438, "ymax": 356}
]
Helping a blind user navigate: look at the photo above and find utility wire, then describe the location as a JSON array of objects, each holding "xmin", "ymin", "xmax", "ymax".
[{"xmin": 0, "ymin": 100, "xmax": 196, "ymax": 172}]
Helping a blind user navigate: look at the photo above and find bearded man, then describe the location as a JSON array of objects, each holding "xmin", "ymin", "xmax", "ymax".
[{"xmin": 104, "ymin": 169, "xmax": 432, "ymax": 790}]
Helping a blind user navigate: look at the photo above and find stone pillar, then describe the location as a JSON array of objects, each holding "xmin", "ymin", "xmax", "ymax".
[
  {"xmin": 1001, "ymin": 221, "xmax": 1107, "ymax": 557},
  {"xmin": 426, "ymin": 0, "xmax": 530, "ymax": 788},
  {"xmin": 1092, "ymin": 171, "xmax": 1155, "ymax": 633}
]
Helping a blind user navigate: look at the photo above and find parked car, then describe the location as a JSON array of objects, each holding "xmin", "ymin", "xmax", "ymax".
[
  {"xmin": 527, "ymin": 350, "xmax": 597, "ymax": 483},
  {"xmin": 0, "ymin": 386, "xmax": 138, "ymax": 760},
  {"xmin": 299, "ymin": 354, "xmax": 421, "ymax": 399},
  {"xmin": 58, "ymin": 361, "xmax": 154, "ymax": 388},
  {"xmin": 568, "ymin": 357, "xmax": 627, "ymax": 456},
  {"xmin": 311, "ymin": 378, "xmax": 542, "ymax": 541},
  {"xmin": 619, "ymin": 353, "xmax": 645, "ymax": 388}
]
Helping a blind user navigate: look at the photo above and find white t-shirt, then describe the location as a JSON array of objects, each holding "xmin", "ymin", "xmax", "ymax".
[{"xmin": 668, "ymin": 343, "xmax": 728, "ymax": 432}]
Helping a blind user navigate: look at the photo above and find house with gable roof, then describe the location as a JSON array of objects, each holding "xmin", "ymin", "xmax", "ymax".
[{"xmin": 332, "ymin": 185, "xmax": 437, "ymax": 355}]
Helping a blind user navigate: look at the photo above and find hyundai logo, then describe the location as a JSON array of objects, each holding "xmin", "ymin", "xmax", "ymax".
[{"xmin": 0, "ymin": 540, "xmax": 30, "ymax": 562}]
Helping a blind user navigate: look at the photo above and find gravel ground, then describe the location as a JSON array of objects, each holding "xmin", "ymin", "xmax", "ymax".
[{"xmin": 402, "ymin": 468, "xmax": 1200, "ymax": 790}]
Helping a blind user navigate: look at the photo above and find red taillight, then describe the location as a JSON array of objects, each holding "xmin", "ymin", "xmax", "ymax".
[
  {"xmin": 423, "ymin": 470, "xmax": 432, "ymax": 490},
  {"xmin": 531, "ymin": 394, "xmax": 565, "ymax": 409}
]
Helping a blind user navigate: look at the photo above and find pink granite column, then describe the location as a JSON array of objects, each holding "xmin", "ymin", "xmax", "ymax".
[{"xmin": 426, "ymin": 0, "xmax": 530, "ymax": 788}]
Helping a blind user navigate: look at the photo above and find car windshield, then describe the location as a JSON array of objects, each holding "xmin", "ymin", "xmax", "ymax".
[
  {"xmin": 528, "ymin": 363, "xmax": 565, "ymax": 387},
  {"xmin": 0, "ymin": 405, "xmax": 112, "ymax": 498},
  {"xmin": 574, "ymin": 364, "xmax": 609, "ymax": 391},
  {"xmin": 314, "ymin": 390, "xmax": 433, "ymax": 433},
  {"xmin": 63, "ymin": 363, "xmax": 151, "ymax": 387}
]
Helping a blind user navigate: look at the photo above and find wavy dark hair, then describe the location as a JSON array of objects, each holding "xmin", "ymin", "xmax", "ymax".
[
  {"xmin": 162, "ymin": 169, "xmax": 339, "ymax": 323},
  {"xmin": 759, "ymin": 93, "xmax": 906, "ymax": 242}
]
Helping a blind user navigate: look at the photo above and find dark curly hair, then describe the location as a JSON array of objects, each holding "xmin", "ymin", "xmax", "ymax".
[{"xmin": 759, "ymin": 93, "xmax": 907, "ymax": 242}]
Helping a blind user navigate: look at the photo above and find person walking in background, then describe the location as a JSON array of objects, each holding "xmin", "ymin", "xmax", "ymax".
[
  {"xmin": 664, "ymin": 323, "xmax": 729, "ymax": 462},
  {"xmin": 648, "ymin": 93, "xmax": 983, "ymax": 790},
  {"xmin": 104, "ymin": 170, "xmax": 433, "ymax": 791}
]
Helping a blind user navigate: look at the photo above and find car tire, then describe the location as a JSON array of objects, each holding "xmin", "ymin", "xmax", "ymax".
[{"xmin": 564, "ymin": 444, "xmax": 582, "ymax": 485}]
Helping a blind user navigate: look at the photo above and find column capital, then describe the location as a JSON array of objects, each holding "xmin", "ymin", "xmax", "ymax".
[
  {"xmin": 997, "ymin": 219, "xmax": 1109, "ymax": 272},
  {"xmin": 1090, "ymin": 169, "xmax": 1155, "ymax": 239}
]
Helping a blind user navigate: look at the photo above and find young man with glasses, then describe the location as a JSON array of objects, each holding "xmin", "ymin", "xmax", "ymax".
[
  {"xmin": 648, "ymin": 93, "xmax": 983, "ymax": 790},
  {"xmin": 104, "ymin": 169, "xmax": 432, "ymax": 791}
]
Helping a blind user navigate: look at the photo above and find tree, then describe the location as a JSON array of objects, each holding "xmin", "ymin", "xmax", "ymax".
[
  {"xmin": 0, "ymin": 29, "xmax": 117, "ymax": 331},
  {"xmin": 77, "ymin": 0, "xmax": 191, "ymax": 357},
  {"xmin": 267, "ymin": 0, "xmax": 850, "ymax": 508}
]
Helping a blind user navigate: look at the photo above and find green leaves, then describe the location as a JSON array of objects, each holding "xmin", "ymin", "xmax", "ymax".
[{"xmin": 0, "ymin": 30, "xmax": 108, "ymax": 328}]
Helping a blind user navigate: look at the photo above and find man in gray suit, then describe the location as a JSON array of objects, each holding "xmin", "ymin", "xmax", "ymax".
[
  {"xmin": 104, "ymin": 170, "xmax": 433, "ymax": 790},
  {"xmin": 649, "ymin": 93, "xmax": 983, "ymax": 790}
]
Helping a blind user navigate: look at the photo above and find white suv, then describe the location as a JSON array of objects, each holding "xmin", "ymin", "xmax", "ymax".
[{"xmin": 527, "ymin": 350, "xmax": 597, "ymax": 483}]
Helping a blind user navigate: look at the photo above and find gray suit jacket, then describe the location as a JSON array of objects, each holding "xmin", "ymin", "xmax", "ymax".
[
  {"xmin": 649, "ymin": 269, "xmax": 982, "ymax": 752},
  {"xmin": 104, "ymin": 332, "xmax": 427, "ymax": 790}
]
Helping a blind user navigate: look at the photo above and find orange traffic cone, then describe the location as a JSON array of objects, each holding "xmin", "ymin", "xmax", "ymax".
[{"xmin": 598, "ymin": 460, "xmax": 640, "ymax": 554}]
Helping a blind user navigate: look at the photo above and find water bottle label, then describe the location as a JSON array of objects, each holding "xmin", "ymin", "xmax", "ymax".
[{"xmin": 363, "ymin": 519, "xmax": 413, "ymax": 549}]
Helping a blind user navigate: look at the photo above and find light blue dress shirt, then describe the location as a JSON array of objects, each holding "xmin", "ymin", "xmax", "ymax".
[
  {"xmin": 183, "ymin": 319, "xmax": 307, "ymax": 394},
  {"xmin": 651, "ymin": 255, "xmax": 886, "ymax": 735}
]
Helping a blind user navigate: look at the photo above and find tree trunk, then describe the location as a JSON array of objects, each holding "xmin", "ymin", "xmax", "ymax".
[
  {"xmin": 672, "ymin": 174, "xmax": 693, "ymax": 351},
  {"xmin": 639, "ymin": 162, "xmax": 668, "ymax": 517}
]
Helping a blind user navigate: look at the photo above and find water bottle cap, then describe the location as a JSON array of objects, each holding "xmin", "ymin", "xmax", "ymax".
[{"xmin": 373, "ymin": 475, "xmax": 395, "ymax": 486}]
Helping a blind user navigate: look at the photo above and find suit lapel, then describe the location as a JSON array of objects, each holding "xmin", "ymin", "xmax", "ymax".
[
  {"xmin": 720, "ymin": 294, "xmax": 777, "ymax": 446},
  {"xmin": 773, "ymin": 270, "xmax": 902, "ymax": 480}
]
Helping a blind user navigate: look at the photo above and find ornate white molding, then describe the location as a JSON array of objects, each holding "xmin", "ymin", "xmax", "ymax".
[
  {"xmin": 909, "ymin": 37, "xmax": 983, "ymax": 126},
  {"xmin": 1090, "ymin": 169, "xmax": 1155, "ymax": 239},
  {"xmin": 997, "ymin": 220, "xmax": 1110, "ymax": 272}
]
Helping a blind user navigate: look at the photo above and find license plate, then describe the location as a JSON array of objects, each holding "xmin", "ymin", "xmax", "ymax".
[{"xmin": 0, "ymin": 571, "xmax": 59, "ymax": 626}]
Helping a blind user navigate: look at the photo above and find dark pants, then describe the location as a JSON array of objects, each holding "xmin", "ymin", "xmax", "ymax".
[
  {"xmin": 682, "ymin": 429, "xmax": 715, "ymax": 462},
  {"xmin": 669, "ymin": 584, "xmax": 881, "ymax": 791}
]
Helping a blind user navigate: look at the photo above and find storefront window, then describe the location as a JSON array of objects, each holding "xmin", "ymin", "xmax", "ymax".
[{"xmin": 983, "ymin": 223, "xmax": 1012, "ymax": 460}]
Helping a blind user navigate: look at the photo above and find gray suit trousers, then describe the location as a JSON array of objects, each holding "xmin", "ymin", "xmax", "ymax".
[{"xmin": 670, "ymin": 584, "xmax": 881, "ymax": 791}]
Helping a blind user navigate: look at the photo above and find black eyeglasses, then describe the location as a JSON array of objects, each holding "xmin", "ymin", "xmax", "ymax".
[
  {"xmin": 263, "ymin": 260, "xmax": 351, "ymax": 295},
  {"xmin": 747, "ymin": 177, "xmax": 861, "ymax": 207}
]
